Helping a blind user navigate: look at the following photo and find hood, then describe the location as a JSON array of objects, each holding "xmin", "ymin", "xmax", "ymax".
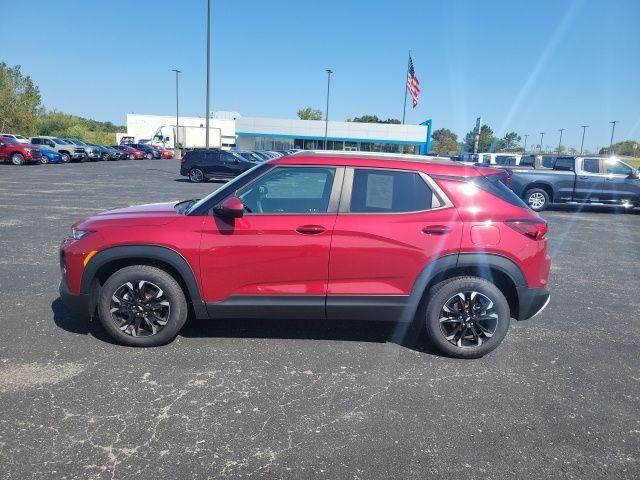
[{"xmin": 77, "ymin": 202, "xmax": 182, "ymax": 228}]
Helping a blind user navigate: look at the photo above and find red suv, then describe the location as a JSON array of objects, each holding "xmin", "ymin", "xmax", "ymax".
[{"xmin": 59, "ymin": 152, "xmax": 551, "ymax": 358}]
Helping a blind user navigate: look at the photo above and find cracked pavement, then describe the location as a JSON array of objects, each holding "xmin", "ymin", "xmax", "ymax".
[{"xmin": 0, "ymin": 159, "xmax": 638, "ymax": 479}]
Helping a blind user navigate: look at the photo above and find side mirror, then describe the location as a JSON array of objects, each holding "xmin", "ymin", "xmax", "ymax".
[{"xmin": 213, "ymin": 196, "xmax": 244, "ymax": 218}]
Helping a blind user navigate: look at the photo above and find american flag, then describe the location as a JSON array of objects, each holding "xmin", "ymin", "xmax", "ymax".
[{"xmin": 407, "ymin": 55, "xmax": 420, "ymax": 108}]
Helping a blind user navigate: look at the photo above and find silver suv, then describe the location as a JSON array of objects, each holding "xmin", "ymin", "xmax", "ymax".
[
  {"xmin": 29, "ymin": 136, "xmax": 86, "ymax": 163},
  {"xmin": 62, "ymin": 138, "xmax": 102, "ymax": 161}
]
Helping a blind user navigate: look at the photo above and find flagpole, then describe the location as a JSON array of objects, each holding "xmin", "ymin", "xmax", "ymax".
[{"xmin": 402, "ymin": 51, "xmax": 410, "ymax": 125}]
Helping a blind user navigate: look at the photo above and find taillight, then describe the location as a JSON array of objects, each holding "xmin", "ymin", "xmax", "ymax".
[
  {"xmin": 501, "ymin": 175, "xmax": 512, "ymax": 186},
  {"xmin": 506, "ymin": 220, "xmax": 548, "ymax": 240},
  {"xmin": 181, "ymin": 157, "xmax": 186, "ymax": 163}
]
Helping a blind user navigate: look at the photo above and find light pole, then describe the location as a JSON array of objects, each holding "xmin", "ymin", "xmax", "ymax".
[
  {"xmin": 609, "ymin": 120, "xmax": 619, "ymax": 154},
  {"xmin": 523, "ymin": 134, "xmax": 529, "ymax": 153},
  {"xmin": 205, "ymin": 0, "xmax": 211, "ymax": 149},
  {"xmin": 539, "ymin": 132, "xmax": 545, "ymax": 152},
  {"xmin": 580, "ymin": 125, "xmax": 588, "ymax": 154},
  {"xmin": 324, "ymin": 69, "xmax": 333, "ymax": 150},
  {"xmin": 558, "ymin": 128, "xmax": 565, "ymax": 153},
  {"xmin": 171, "ymin": 69, "xmax": 182, "ymax": 149}
]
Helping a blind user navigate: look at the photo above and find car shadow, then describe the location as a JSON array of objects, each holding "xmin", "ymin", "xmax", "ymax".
[
  {"xmin": 51, "ymin": 298, "xmax": 118, "ymax": 345},
  {"xmin": 180, "ymin": 316, "xmax": 441, "ymax": 356},
  {"xmin": 51, "ymin": 297, "xmax": 440, "ymax": 355}
]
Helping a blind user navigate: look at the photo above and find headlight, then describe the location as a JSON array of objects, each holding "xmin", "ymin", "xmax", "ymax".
[{"xmin": 71, "ymin": 228, "xmax": 94, "ymax": 240}]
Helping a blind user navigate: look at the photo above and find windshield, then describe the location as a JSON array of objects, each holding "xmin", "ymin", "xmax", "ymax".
[{"xmin": 187, "ymin": 162, "xmax": 266, "ymax": 214}]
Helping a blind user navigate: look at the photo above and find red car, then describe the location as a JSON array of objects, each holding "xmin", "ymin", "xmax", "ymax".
[
  {"xmin": 114, "ymin": 144, "xmax": 145, "ymax": 160},
  {"xmin": 0, "ymin": 135, "xmax": 43, "ymax": 165},
  {"xmin": 59, "ymin": 152, "xmax": 551, "ymax": 358},
  {"xmin": 150, "ymin": 144, "xmax": 174, "ymax": 159}
]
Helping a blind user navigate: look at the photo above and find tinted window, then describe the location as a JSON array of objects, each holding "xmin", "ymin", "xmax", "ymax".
[
  {"xmin": 520, "ymin": 155, "xmax": 535, "ymax": 167},
  {"xmin": 350, "ymin": 169, "xmax": 433, "ymax": 213},
  {"xmin": 495, "ymin": 155, "xmax": 517, "ymax": 165},
  {"xmin": 605, "ymin": 160, "xmax": 632, "ymax": 175},
  {"xmin": 477, "ymin": 174, "xmax": 529, "ymax": 208},
  {"xmin": 237, "ymin": 167, "xmax": 335, "ymax": 214},
  {"xmin": 541, "ymin": 156, "xmax": 556, "ymax": 168},
  {"xmin": 31, "ymin": 138, "xmax": 41, "ymax": 144},
  {"xmin": 481, "ymin": 154, "xmax": 491, "ymax": 164},
  {"xmin": 554, "ymin": 158, "xmax": 575, "ymax": 171},
  {"xmin": 583, "ymin": 159, "xmax": 600, "ymax": 173},
  {"xmin": 220, "ymin": 152, "xmax": 239, "ymax": 163}
]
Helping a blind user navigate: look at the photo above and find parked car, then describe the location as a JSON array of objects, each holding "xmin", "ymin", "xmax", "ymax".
[
  {"xmin": 87, "ymin": 144, "xmax": 115, "ymax": 161},
  {"xmin": 29, "ymin": 136, "xmax": 86, "ymax": 162},
  {"xmin": 114, "ymin": 144, "xmax": 145, "ymax": 160},
  {"xmin": 131, "ymin": 143, "xmax": 161, "ymax": 159},
  {"xmin": 59, "ymin": 151, "xmax": 551, "ymax": 358},
  {"xmin": 149, "ymin": 144, "xmax": 174, "ymax": 159},
  {"xmin": 37, "ymin": 145, "xmax": 64, "ymax": 164},
  {"xmin": 249, "ymin": 151, "xmax": 272, "ymax": 161},
  {"xmin": 180, "ymin": 149, "xmax": 256, "ymax": 182},
  {"xmin": 62, "ymin": 138, "xmax": 102, "ymax": 161},
  {"xmin": 508, "ymin": 156, "xmax": 640, "ymax": 211},
  {"xmin": 232, "ymin": 151, "xmax": 264, "ymax": 163},
  {"xmin": 0, "ymin": 135, "xmax": 42, "ymax": 165},
  {"xmin": 0, "ymin": 133, "xmax": 29, "ymax": 144},
  {"xmin": 99, "ymin": 145, "xmax": 128, "ymax": 160}
]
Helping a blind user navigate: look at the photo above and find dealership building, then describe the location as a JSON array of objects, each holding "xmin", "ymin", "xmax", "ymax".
[{"xmin": 125, "ymin": 113, "xmax": 432, "ymax": 153}]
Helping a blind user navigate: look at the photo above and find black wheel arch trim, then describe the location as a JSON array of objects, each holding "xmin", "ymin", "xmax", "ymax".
[
  {"xmin": 80, "ymin": 245, "xmax": 207, "ymax": 318},
  {"xmin": 402, "ymin": 252, "xmax": 527, "ymax": 323}
]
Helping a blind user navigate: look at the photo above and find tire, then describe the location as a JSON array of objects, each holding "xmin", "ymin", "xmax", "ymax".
[
  {"xmin": 11, "ymin": 153, "xmax": 25, "ymax": 165},
  {"xmin": 422, "ymin": 276, "xmax": 511, "ymax": 359},
  {"xmin": 189, "ymin": 168, "xmax": 205, "ymax": 183},
  {"xmin": 524, "ymin": 188, "xmax": 549, "ymax": 212},
  {"xmin": 101, "ymin": 153, "xmax": 110, "ymax": 161},
  {"xmin": 40, "ymin": 156, "xmax": 49, "ymax": 164},
  {"xmin": 61, "ymin": 152, "xmax": 71, "ymax": 163},
  {"xmin": 128, "ymin": 153, "xmax": 135, "ymax": 160},
  {"xmin": 145, "ymin": 152, "xmax": 153, "ymax": 160},
  {"xmin": 97, "ymin": 265, "xmax": 188, "ymax": 347}
]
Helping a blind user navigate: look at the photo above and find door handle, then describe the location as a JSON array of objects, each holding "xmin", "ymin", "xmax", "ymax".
[
  {"xmin": 296, "ymin": 225, "xmax": 326, "ymax": 235},
  {"xmin": 605, "ymin": 177, "xmax": 614, "ymax": 181},
  {"xmin": 422, "ymin": 225, "xmax": 452, "ymax": 235},
  {"xmin": 578, "ymin": 176, "xmax": 590, "ymax": 180}
]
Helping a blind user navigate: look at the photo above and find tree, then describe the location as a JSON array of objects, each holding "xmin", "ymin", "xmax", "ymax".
[
  {"xmin": 500, "ymin": 132, "xmax": 521, "ymax": 151},
  {"xmin": 608, "ymin": 140, "xmax": 640, "ymax": 156},
  {"xmin": 556, "ymin": 144, "xmax": 566, "ymax": 154},
  {"xmin": 37, "ymin": 109, "xmax": 125, "ymax": 144},
  {"xmin": 568, "ymin": 147, "xmax": 578, "ymax": 154},
  {"xmin": 297, "ymin": 107, "xmax": 322, "ymax": 120},
  {"xmin": 463, "ymin": 124, "xmax": 497, "ymax": 153},
  {"xmin": 431, "ymin": 128, "xmax": 459, "ymax": 154},
  {"xmin": 0, "ymin": 62, "xmax": 41, "ymax": 134},
  {"xmin": 346, "ymin": 115, "xmax": 401, "ymax": 124}
]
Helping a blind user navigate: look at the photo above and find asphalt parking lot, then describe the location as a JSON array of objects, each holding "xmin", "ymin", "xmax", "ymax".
[{"xmin": 0, "ymin": 159, "xmax": 638, "ymax": 479}]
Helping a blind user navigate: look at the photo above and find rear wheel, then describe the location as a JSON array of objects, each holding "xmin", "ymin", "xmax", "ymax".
[
  {"xmin": 97, "ymin": 265, "xmax": 188, "ymax": 347},
  {"xmin": 189, "ymin": 168, "xmax": 204, "ymax": 183},
  {"xmin": 423, "ymin": 276, "xmax": 510, "ymax": 359},
  {"xmin": 524, "ymin": 188, "xmax": 549, "ymax": 212},
  {"xmin": 11, "ymin": 153, "xmax": 25, "ymax": 165}
]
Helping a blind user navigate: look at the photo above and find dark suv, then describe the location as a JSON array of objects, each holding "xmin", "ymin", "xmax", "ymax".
[
  {"xmin": 59, "ymin": 152, "xmax": 551, "ymax": 358},
  {"xmin": 180, "ymin": 149, "xmax": 256, "ymax": 183}
]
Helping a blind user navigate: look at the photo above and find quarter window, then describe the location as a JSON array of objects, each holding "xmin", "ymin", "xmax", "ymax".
[
  {"xmin": 349, "ymin": 169, "xmax": 434, "ymax": 213},
  {"xmin": 237, "ymin": 167, "xmax": 335, "ymax": 214}
]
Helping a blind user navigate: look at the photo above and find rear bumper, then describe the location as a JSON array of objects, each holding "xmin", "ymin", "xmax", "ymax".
[
  {"xmin": 59, "ymin": 277, "xmax": 93, "ymax": 318},
  {"xmin": 517, "ymin": 287, "xmax": 550, "ymax": 320}
]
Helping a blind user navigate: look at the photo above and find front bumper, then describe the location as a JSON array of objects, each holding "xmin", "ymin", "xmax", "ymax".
[
  {"xmin": 59, "ymin": 277, "xmax": 93, "ymax": 318},
  {"xmin": 517, "ymin": 287, "xmax": 550, "ymax": 320},
  {"xmin": 71, "ymin": 153, "xmax": 86, "ymax": 160}
]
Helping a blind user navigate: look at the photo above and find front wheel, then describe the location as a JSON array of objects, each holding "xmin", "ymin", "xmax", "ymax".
[
  {"xmin": 102, "ymin": 153, "xmax": 110, "ymax": 161},
  {"xmin": 524, "ymin": 188, "xmax": 549, "ymax": 212},
  {"xmin": 11, "ymin": 153, "xmax": 25, "ymax": 165},
  {"xmin": 189, "ymin": 168, "xmax": 205, "ymax": 183},
  {"xmin": 61, "ymin": 152, "xmax": 71, "ymax": 163},
  {"xmin": 128, "ymin": 153, "xmax": 135, "ymax": 160},
  {"xmin": 423, "ymin": 276, "xmax": 511, "ymax": 359},
  {"xmin": 40, "ymin": 156, "xmax": 49, "ymax": 164},
  {"xmin": 145, "ymin": 152, "xmax": 153, "ymax": 160},
  {"xmin": 97, "ymin": 265, "xmax": 188, "ymax": 347}
]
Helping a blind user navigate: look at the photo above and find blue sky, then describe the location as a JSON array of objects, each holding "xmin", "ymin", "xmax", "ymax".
[{"xmin": 4, "ymin": 0, "xmax": 639, "ymax": 150}]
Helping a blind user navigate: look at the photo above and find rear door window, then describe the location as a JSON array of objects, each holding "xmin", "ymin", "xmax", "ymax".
[
  {"xmin": 554, "ymin": 158, "xmax": 575, "ymax": 171},
  {"xmin": 348, "ymin": 169, "xmax": 433, "ymax": 213},
  {"xmin": 583, "ymin": 158, "xmax": 600, "ymax": 173}
]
